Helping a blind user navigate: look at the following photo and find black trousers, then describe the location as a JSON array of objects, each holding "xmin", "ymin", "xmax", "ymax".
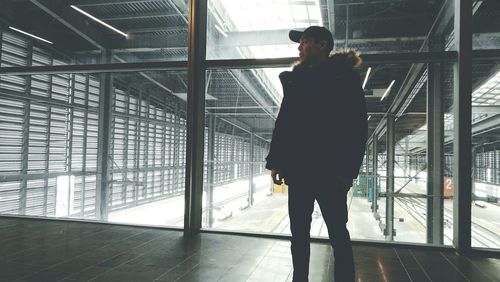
[{"xmin": 288, "ymin": 178, "xmax": 355, "ymax": 282}]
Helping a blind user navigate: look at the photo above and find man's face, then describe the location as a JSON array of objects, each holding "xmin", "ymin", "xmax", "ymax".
[{"xmin": 298, "ymin": 36, "xmax": 326, "ymax": 64}]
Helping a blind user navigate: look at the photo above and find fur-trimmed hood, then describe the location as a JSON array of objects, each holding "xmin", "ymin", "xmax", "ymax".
[{"xmin": 293, "ymin": 50, "xmax": 362, "ymax": 71}]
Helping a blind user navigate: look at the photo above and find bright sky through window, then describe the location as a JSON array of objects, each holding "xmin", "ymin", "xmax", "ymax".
[
  {"xmin": 472, "ymin": 69, "xmax": 500, "ymax": 105},
  {"xmin": 213, "ymin": 0, "xmax": 324, "ymax": 103}
]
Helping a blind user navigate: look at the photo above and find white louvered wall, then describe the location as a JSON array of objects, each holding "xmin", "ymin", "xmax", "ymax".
[{"xmin": 0, "ymin": 28, "xmax": 268, "ymax": 221}]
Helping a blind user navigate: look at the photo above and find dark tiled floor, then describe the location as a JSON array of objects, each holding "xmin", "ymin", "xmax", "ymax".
[{"xmin": 0, "ymin": 218, "xmax": 499, "ymax": 282}]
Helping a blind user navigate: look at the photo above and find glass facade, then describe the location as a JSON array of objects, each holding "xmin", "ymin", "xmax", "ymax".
[
  {"xmin": 0, "ymin": 1, "xmax": 189, "ymax": 63},
  {"xmin": 470, "ymin": 59, "xmax": 500, "ymax": 249},
  {"xmin": 0, "ymin": 70, "xmax": 187, "ymax": 227},
  {"xmin": 0, "ymin": 0, "xmax": 497, "ymax": 254},
  {"xmin": 469, "ymin": 0, "xmax": 500, "ymax": 250},
  {"xmin": 206, "ymin": 0, "xmax": 448, "ymax": 60},
  {"xmin": 201, "ymin": 67, "xmax": 287, "ymax": 232},
  {"xmin": 199, "ymin": 63, "xmax": 453, "ymax": 245}
]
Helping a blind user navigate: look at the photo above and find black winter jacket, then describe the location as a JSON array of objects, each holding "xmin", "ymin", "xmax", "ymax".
[{"xmin": 265, "ymin": 53, "xmax": 368, "ymax": 183}]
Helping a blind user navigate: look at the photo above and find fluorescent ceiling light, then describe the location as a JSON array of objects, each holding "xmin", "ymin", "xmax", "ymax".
[
  {"xmin": 215, "ymin": 24, "xmax": 228, "ymax": 37},
  {"xmin": 9, "ymin": 26, "xmax": 53, "ymax": 44},
  {"xmin": 71, "ymin": 5, "xmax": 128, "ymax": 38},
  {"xmin": 362, "ymin": 67, "xmax": 371, "ymax": 89},
  {"xmin": 380, "ymin": 80, "xmax": 395, "ymax": 101}
]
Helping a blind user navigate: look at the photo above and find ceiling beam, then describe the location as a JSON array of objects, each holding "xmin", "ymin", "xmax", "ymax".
[
  {"xmin": 106, "ymin": 33, "xmax": 186, "ymax": 50},
  {"xmin": 70, "ymin": 0, "xmax": 166, "ymax": 7},
  {"xmin": 473, "ymin": 32, "xmax": 500, "ymax": 49},
  {"xmin": 101, "ymin": 11, "xmax": 185, "ymax": 21},
  {"xmin": 69, "ymin": 0, "xmax": 189, "ymax": 24},
  {"xmin": 219, "ymin": 29, "xmax": 425, "ymax": 47},
  {"xmin": 89, "ymin": 32, "xmax": 425, "ymax": 53},
  {"xmin": 127, "ymin": 26, "xmax": 187, "ymax": 34},
  {"xmin": 228, "ymin": 69, "xmax": 276, "ymax": 120},
  {"xmin": 29, "ymin": 0, "xmax": 109, "ymax": 50},
  {"xmin": 444, "ymin": 114, "xmax": 500, "ymax": 146},
  {"xmin": 334, "ymin": 0, "xmax": 409, "ymax": 6},
  {"xmin": 472, "ymin": 105, "xmax": 500, "ymax": 114},
  {"xmin": 368, "ymin": 105, "xmax": 500, "ymax": 115},
  {"xmin": 206, "ymin": 106, "xmax": 279, "ymax": 110},
  {"xmin": 207, "ymin": 113, "xmax": 270, "ymax": 117},
  {"xmin": 471, "ymin": 115, "xmax": 500, "ymax": 136},
  {"xmin": 370, "ymin": 0, "xmax": 455, "ymax": 138}
]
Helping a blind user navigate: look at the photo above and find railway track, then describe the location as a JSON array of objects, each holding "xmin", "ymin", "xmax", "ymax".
[
  {"xmin": 167, "ymin": 185, "xmax": 267, "ymax": 226},
  {"xmin": 395, "ymin": 187, "xmax": 500, "ymax": 248}
]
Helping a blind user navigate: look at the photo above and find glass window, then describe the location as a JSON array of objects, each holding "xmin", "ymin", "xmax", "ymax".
[
  {"xmin": 0, "ymin": 1, "xmax": 189, "ymax": 63},
  {"xmin": 469, "ymin": 2, "xmax": 498, "ymax": 245},
  {"xmin": 470, "ymin": 59, "xmax": 500, "ymax": 249},
  {"xmin": 202, "ymin": 67, "xmax": 286, "ymax": 232},
  {"xmin": 200, "ymin": 63, "xmax": 448, "ymax": 244},
  {"xmin": 0, "ymin": 70, "xmax": 187, "ymax": 228},
  {"xmin": 207, "ymin": 0, "xmax": 449, "ymax": 60}
]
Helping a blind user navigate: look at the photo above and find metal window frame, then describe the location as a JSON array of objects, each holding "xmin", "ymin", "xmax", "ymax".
[
  {"xmin": 184, "ymin": 0, "xmax": 207, "ymax": 235},
  {"xmin": 453, "ymin": 0, "xmax": 472, "ymax": 255},
  {"xmin": 385, "ymin": 115, "xmax": 395, "ymax": 241},
  {"xmin": 19, "ymin": 41, "xmax": 33, "ymax": 215},
  {"xmin": 0, "ymin": 0, "xmax": 498, "ymax": 255},
  {"xmin": 427, "ymin": 62, "xmax": 444, "ymax": 245}
]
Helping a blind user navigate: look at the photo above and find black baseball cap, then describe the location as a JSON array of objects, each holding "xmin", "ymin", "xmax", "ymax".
[{"xmin": 289, "ymin": 26, "xmax": 334, "ymax": 52}]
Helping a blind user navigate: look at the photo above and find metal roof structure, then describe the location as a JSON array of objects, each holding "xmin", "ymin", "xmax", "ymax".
[
  {"xmin": 1, "ymin": 0, "xmax": 476, "ymax": 143},
  {"xmin": 1, "ymin": 0, "xmax": 499, "ymax": 164}
]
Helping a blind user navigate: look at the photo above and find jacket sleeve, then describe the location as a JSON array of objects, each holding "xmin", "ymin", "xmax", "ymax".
[
  {"xmin": 265, "ymin": 72, "xmax": 291, "ymax": 170},
  {"xmin": 339, "ymin": 70, "xmax": 368, "ymax": 179}
]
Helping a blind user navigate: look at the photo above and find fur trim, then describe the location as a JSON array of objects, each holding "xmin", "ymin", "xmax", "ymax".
[
  {"xmin": 293, "ymin": 49, "xmax": 362, "ymax": 70},
  {"xmin": 329, "ymin": 49, "xmax": 362, "ymax": 69}
]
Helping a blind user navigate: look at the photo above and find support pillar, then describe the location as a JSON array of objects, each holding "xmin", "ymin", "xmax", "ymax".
[
  {"xmin": 248, "ymin": 131, "xmax": 255, "ymax": 206},
  {"xmin": 427, "ymin": 62, "xmax": 444, "ymax": 245},
  {"xmin": 205, "ymin": 115, "xmax": 215, "ymax": 227},
  {"xmin": 184, "ymin": 0, "xmax": 207, "ymax": 235},
  {"xmin": 366, "ymin": 141, "xmax": 370, "ymax": 199},
  {"xmin": 453, "ymin": 0, "xmax": 472, "ymax": 254},
  {"xmin": 372, "ymin": 136, "xmax": 378, "ymax": 214},
  {"xmin": 96, "ymin": 50, "xmax": 113, "ymax": 220},
  {"xmin": 386, "ymin": 115, "xmax": 395, "ymax": 240}
]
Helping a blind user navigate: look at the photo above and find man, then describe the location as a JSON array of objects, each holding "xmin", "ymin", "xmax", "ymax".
[{"xmin": 265, "ymin": 26, "xmax": 368, "ymax": 282}]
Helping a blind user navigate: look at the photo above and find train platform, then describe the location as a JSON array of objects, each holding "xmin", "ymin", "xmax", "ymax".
[{"xmin": 105, "ymin": 175, "xmax": 500, "ymax": 249}]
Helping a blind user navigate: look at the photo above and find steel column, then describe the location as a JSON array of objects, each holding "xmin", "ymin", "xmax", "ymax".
[
  {"xmin": 405, "ymin": 134, "xmax": 409, "ymax": 176},
  {"xmin": 248, "ymin": 131, "xmax": 255, "ymax": 206},
  {"xmin": 453, "ymin": 0, "xmax": 472, "ymax": 255},
  {"xmin": 386, "ymin": 115, "xmax": 395, "ymax": 240},
  {"xmin": 173, "ymin": 105, "xmax": 180, "ymax": 194},
  {"xmin": 134, "ymin": 88, "xmax": 143, "ymax": 204},
  {"xmin": 494, "ymin": 146, "xmax": 497, "ymax": 185},
  {"xmin": 427, "ymin": 63, "xmax": 444, "ymax": 245},
  {"xmin": 372, "ymin": 135, "xmax": 378, "ymax": 213},
  {"xmin": 161, "ymin": 95, "xmax": 167, "ymax": 195},
  {"xmin": 366, "ymin": 141, "xmax": 370, "ymax": 200},
  {"xmin": 20, "ymin": 39, "xmax": 34, "ymax": 215},
  {"xmin": 206, "ymin": 115, "xmax": 215, "ymax": 227},
  {"xmin": 96, "ymin": 50, "xmax": 113, "ymax": 220},
  {"xmin": 80, "ymin": 74, "xmax": 90, "ymax": 216},
  {"xmin": 184, "ymin": 0, "xmax": 207, "ymax": 235},
  {"xmin": 144, "ymin": 95, "xmax": 151, "ymax": 199},
  {"xmin": 65, "ymin": 71, "xmax": 76, "ymax": 217}
]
